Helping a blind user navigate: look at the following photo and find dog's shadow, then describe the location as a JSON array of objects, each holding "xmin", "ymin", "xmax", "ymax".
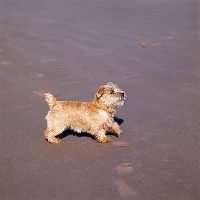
[
  {"xmin": 113, "ymin": 116, "xmax": 124, "ymax": 125},
  {"xmin": 56, "ymin": 117, "xmax": 124, "ymax": 140}
]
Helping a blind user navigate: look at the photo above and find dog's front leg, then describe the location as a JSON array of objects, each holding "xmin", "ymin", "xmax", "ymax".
[
  {"xmin": 107, "ymin": 122, "xmax": 122, "ymax": 137},
  {"xmin": 96, "ymin": 130, "xmax": 111, "ymax": 143},
  {"xmin": 44, "ymin": 129, "xmax": 61, "ymax": 144}
]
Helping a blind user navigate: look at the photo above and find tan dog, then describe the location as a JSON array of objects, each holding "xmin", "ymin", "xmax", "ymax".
[{"xmin": 44, "ymin": 82, "xmax": 126, "ymax": 144}]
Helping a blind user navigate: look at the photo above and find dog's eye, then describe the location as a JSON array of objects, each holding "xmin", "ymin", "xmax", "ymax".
[{"xmin": 110, "ymin": 91, "xmax": 115, "ymax": 94}]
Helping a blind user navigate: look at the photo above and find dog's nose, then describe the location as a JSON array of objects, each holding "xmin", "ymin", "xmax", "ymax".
[{"xmin": 121, "ymin": 92, "xmax": 126, "ymax": 99}]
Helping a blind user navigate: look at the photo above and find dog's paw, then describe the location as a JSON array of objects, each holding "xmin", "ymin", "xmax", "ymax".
[
  {"xmin": 47, "ymin": 137, "xmax": 61, "ymax": 144},
  {"xmin": 98, "ymin": 136, "xmax": 111, "ymax": 143}
]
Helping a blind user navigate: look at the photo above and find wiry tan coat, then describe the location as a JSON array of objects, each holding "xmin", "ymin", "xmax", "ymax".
[{"xmin": 44, "ymin": 82, "xmax": 126, "ymax": 144}]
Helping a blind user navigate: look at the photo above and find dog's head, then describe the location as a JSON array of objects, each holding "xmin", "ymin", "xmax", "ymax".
[{"xmin": 94, "ymin": 82, "xmax": 126, "ymax": 109}]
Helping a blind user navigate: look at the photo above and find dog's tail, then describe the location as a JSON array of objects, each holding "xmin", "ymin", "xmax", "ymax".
[{"xmin": 44, "ymin": 93, "xmax": 56, "ymax": 108}]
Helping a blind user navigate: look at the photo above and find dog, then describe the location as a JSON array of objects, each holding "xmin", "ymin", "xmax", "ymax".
[{"xmin": 44, "ymin": 82, "xmax": 126, "ymax": 144}]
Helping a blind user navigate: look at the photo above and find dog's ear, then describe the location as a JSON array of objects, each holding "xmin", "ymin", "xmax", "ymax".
[
  {"xmin": 106, "ymin": 82, "xmax": 117, "ymax": 89},
  {"xmin": 107, "ymin": 82, "xmax": 114, "ymax": 87},
  {"xmin": 96, "ymin": 86, "xmax": 104, "ymax": 98}
]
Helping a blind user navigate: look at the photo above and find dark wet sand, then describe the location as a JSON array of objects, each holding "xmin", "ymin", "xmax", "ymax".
[{"xmin": 0, "ymin": 0, "xmax": 199, "ymax": 199}]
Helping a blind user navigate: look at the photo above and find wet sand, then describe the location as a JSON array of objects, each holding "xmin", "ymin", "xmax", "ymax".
[{"xmin": 0, "ymin": 0, "xmax": 199, "ymax": 199}]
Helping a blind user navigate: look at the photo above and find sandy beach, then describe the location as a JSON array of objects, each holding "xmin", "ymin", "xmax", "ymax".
[{"xmin": 0, "ymin": 0, "xmax": 199, "ymax": 199}]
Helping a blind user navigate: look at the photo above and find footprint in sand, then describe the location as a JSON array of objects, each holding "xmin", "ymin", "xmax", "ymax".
[
  {"xmin": 162, "ymin": 159, "xmax": 170, "ymax": 163},
  {"xmin": 112, "ymin": 140, "xmax": 131, "ymax": 147},
  {"xmin": 0, "ymin": 60, "xmax": 11, "ymax": 66},
  {"xmin": 114, "ymin": 179, "xmax": 138, "ymax": 199},
  {"xmin": 116, "ymin": 163, "xmax": 134, "ymax": 174},
  {"xmin": 161, "ymin": 171, "xmax": 175, "ymax": 181},
  {"xmin": 138, "ymin": 39, "xmax": 162, "ymax": 48},
  {"xmin": 137, "ymin": 174, "xmax": 151, "ymax": 185},
  {"xmin": 36, "ymin": 74, "xmax": 44, "ymax": 78}
]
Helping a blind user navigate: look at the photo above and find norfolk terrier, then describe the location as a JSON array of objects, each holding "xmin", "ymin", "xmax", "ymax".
[{"xmin": 44, "ymin": 82, "xmax": 126, "ymax": 144}]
